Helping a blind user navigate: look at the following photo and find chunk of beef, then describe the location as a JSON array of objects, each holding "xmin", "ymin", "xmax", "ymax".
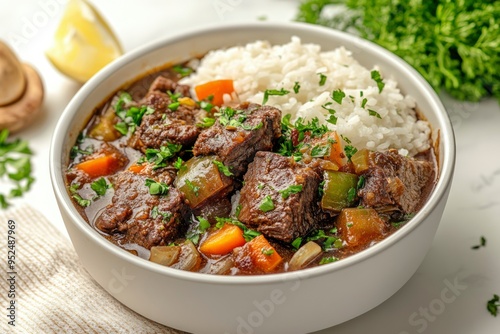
[
  {"xmin": 94, "ymin": 170, "xmax": 188, "ymax": 249},
  {"xmin": 131, "ymin": 76, "xmax": 203, "ymax": 150},
  {"xmin": 358, "ymin": 149, "xmax": 435, "ymax": 215},
  {"xmin": 238, "ymin": 151, "xmax": 321, "ymax": 242},
  {"xmin": 193, "ymin": 102, "xmax": 281, "ymax": 177}
]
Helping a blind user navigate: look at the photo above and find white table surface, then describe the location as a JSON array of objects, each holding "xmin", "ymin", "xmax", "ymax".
[{"xmin": 1, "ymin": 1, "xmax": 499, "ymax": 333}]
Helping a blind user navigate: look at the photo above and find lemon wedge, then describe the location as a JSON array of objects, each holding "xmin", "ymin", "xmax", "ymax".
[{"xmin": 46, "ymin": 0, "xmax": 123, "ymax": 83}]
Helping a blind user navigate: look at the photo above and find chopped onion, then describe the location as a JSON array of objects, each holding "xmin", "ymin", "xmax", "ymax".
[
  {"xmin": 172, "ymin": 240, "xmax": 201, "ymax": 271},
  {"xmin": 149, "ymin": 245, "xmax": 181, "ymax": 266},
  {"xmin": 206, "ymin": 256, "xmax": 235, "ymax": 275},
  {"xmin": 288, "ymin": 241, "xmax": 322, "ymax": 271}
]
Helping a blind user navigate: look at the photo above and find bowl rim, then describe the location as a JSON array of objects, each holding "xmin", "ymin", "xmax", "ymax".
[{"xmin": 50, "ymin": 21, "xmax": 456, "ymax": 285}]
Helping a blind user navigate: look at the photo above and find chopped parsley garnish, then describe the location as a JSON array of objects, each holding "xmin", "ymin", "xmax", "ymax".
[
  {"xmin": 150, "ymin": 206, "xmax": 172, "ymax": 221},
  {"xmin": 185, "ymin": 179, "xmax": 199, "ymax": 196},
  {"xmin": 357, "ymin": 175, "xmax": 366, "ymax": 190},
  {"xmin": 318, "ymin": 73, "xmax": 327, "ymax": 86},
  {"xmin": 200, "ymin": 100, "xmax": 214, "ymax": 113},
  {"xmin": 487, "ymin": 294, "xmax": 500, "ymax": 317},
  {"xmin": 332, "ymin": 89, "xmax": 346, "ymax": 104},
  {"xmin": 319, "ymin": 256, "xmax": 338, "ymax": 265},
  {"xmin": 215, "ymin": 217, "xmax": 260, "ymax": 241},
  {"xmin": 346, "ymin": 187, "xmax": 357, "ymax": 203},
  {"xmin": 114, "ymin": 104, "xmax": 154, "ymax": 135},
  {"xmin": 371, "ymin": 70, "xmax": 385, "ymax": 93},
  {"xmin": 216, "ymin": 106, "xmax": 262, "ymax": 131},
  {"xmin": 311, "ymin": 145, "xmax": 330, "ymax": 158},
  {"xmin": 318, "ymin": 180, "xmax": 325, "ymax": 197},
  {"xmin": 234, "ymin": 204, "xmax": 242, "ymax": 218},
  {"xmin": 344, "ymin": 146, "xmax": 358, "ymax": 160},
  {"xmin": 172, "ymin": 65, "xmax": 193, "ymax": 77},
  {"xmin": 307, "ymin": 230, "xmax": 341, "ymax": 251},
  {"xmin": 145, "ymin": 143, "xmax": 182, "ymax": 169},
  {"xmin": 213, "ymin": 160, "xmax": 233, "ymax": 177},
  {"xmin": 361, "ymin": 97, "xmax": 368, "ymax": 108},
  {"xmin": 259, "ymin": 195, "xmax": 275, "ymax": 212},
  {"xmin": 262, "ymin": 88, "xmax": 290, "ymax": 105},
  {"xmin": 197, "ymin": 117, "xmax": 215, "ymax": 128},
  {"xmin": 261, "ymin": 248, "xmax": 275, "ymax": 256},
  {"xmin": 0, "ymin": 129, "xmax": 35, "ymax": 208},
  {"xmin": 90, "ymin": 177, "xmax": 111, "ymax": 197},
  {"xmin": 145, "ymin": 179, "xmax": 170, "ymax": 196},
  {"xmin": 471, "ymin": 236, "xmax": 487, "ymax": 250},
  {"xmin": 257, "ymin": 183, "xmax": 265, "ymax": 190},
  {"xmin": 68, "ymin": 183, "xmax": 91, "ymax": 207},
  {"xmin": 186, "ymin": 216, "xmax": 211, "ymax": 245},
  {"xmin": 278, "ymin": 184, "xmax": 303, "ymax": 199},
  {"xmin": 368, "ymin": 109, "xmax": 382, "ymax": 119},
  {"xmin": 173, "ymin": 157, "xmax": 186, "ymax": 171},
  {"xmin": 168, "ymin": 102, "xmax": 180, "ymax": 111},
  {"xmin": 291, "ymin": 237, "xmax": 302, "ymax": 249},
  {"xmin": 321, "ymin": 102, "xmax": 337, "ymax": 125},
  {"xmin": 293, "ymin": 81, "xmax": 301, "ymax": 93},
  {"xmin": 114, "ymin": 92, "xmax": 132, "ymax": 115}
]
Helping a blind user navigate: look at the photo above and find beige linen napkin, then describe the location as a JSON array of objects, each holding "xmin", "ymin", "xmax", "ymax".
[{"xmin": 0, "ymin": 205, "xmax": 184, "ymax": 334}]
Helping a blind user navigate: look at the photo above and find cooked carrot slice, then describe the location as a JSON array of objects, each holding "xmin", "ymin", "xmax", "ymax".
[
  {"xmin": 247, "ymin": 235, "xmax": 282, "ymax": 273},
  {"xmin": 75, "ymin": 155, "xmax": 119, "ymax": 178},
  {"xmin": 194, "ymin": 79, "xmax": 234, "ymax": 106},
  {"xmin": 128, "ymin": 163, "xmax": 145, "ymax": 174},
  {"xmin": 199, "ymin": 224, "xmax": 246, "ymax": 256},
  {"xmin": 328, "ymin": 131, "xmax": 345, "ymax": 167}
]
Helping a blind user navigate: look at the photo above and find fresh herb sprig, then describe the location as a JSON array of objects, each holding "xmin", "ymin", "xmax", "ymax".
[
  {"xmin": 487, "ymin": 294, "xmax": 500, "ymax": 317},
  {"xmin": 296, "ymin": 0, "xmax": 500, "ymax": 102},
  {"xmin": 0, "ymin": 130, "xmax": 35, "ymax": 209}
]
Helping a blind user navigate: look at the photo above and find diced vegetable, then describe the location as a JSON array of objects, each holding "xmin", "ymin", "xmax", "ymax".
[
  {"xmin": 337, "ymin": 208, "xmax": 387, "ymax": 248},
  {"xmin": 199, "ymin": 224, "xmax": 246, "ymax": 256},
  {"xmin": 75, "ymin": 154, "xmax": 121, "ymax": 178},
  {"xmin": 288, "ymin": 241, "xmax": 322, "ymax": 271},
  {"xmin": 194, "ymin": 79, "xmax": 234, "ymax": 106},
  {"xmin": 351, "ymin": 149, "xmax": 370, "ymax": 174},
  {"xmin": 247, "ymin": 235, "xmax": 282, "ymax": 273},
  {"xmin": 327, "ymin": 131, "xmax": 344, "ymax": 167},
  {"xmin": 174, "ymin": 155, "xmax": 232, "ymax": 208},
  {"xmin": 171, "ymin": 240, "xmax": 201, "ymax": 272},
  {"xmin": 88, "ymin": 106, "xmax": 121, "ymax": 141},
  {"xmin": 149, "ymin": 245, "xmax": 181, "ymax": 266},
  {"xmin": 321, "ymin": 171, "xmax": 359, "ymax": 212},
  {"xmin": 205, "ymin": 256, "xmax": 235, "ymax": 275},
  {"xmin": 128, "ymin": 163, "xmax": 145, "ymax": 174}
]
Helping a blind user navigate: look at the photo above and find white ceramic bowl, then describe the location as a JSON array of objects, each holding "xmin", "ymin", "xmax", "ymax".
[{"xmin": 50, "ymin": 22, "xmax": 455, "ymax": 334}]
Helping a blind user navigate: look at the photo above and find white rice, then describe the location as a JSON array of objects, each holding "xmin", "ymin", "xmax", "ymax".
[{"xmin": 181, "ymin": 37, "xmax": 431, "ymax": 156}]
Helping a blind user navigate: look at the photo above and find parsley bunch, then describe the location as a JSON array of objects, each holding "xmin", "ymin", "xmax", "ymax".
[
  {"xmin": 296, "ymin": 0, "xmax": 500, "ymax": 102},
  {"xmin": 0, "ymin": 130, "xmax": 35, "ymax": 209}
]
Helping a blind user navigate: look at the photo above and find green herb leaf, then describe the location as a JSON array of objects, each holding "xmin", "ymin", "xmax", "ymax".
[
  {"xmin": 471, "ymin": 236, "xmax": 487, "ymax": 250},
  {"xmin": 347, "ymin": 187, "xmax": 357, "ymax": 203},
  {"xmin": 361, "ymin": 97, "xmax": 368, "ymax": 108},
  {"xmin": 278, "ymin": 184, "xmax": 303, "ymax": 199},
  {"xmin": 213, "ymin": 160, "xmax": 233, "ymax": 177},
  {"xmin": 172, "ymin": 65, "xmax": 193, "ymax": 78},
  {"xmin": 259, "ymin": 195, "xmax": 275, "ymax": 212},
  {"xmin": 293, "ymin": 81, "xmax": 301, "ymax": 93},
  {"xmin": 487, "ymin": 294, "xmax": 500, "ymax": 317},
  {"xmin": 90, "ymin": 177, "xmax": 111, "ymax": 197},
  {"xmin": 311, "ymin": 145, "xmax": 330, "ymax": 158},
  {"xmin": 145, "ymin": 143, "xmax": 182, "ymax": 169},
  {"xmin": 145, "ymin": 178, "xmax": 170, "ymax": 196},
  {"xmin": 291, "ymin": 237, "xmax": 302, "ymax": 250},
  {"xmin": 332, "ymin": 89, "xmax": 345, "ymax": 104},
  {"xmin": 368, "ymin": 109, "xmax": 382, "ymax": 119},
  {"xmin": 318, "ymin": 73, "xmax": 327, "ymax": 86},
  {"xmin": 0, "ymin": 129, "xmax": 35, "ymax": 208},
  {"xmin": 371, "ymin": 70, "xmax": 385, "ymax": 93},
  {"xmin": 187, "ymin": 216, "xmax": 211, "ymax": 245},
  {"xmin": 261, "ymin": 248, "xmax": 274, "ymax": 256},
  {"xmin": 173, "ymin": 157, "xmax": 186, "ymax": 171},
  {"xmin": 197, "ymin": 117, "xmax": 215, "ymax": 128},
  {"xmin": 319, "ymin": 256, "xmax": 338, "ymax": 265},
  {"xmin": 262, "ymin": 88, "xmax": 290, "ymax": 105}
]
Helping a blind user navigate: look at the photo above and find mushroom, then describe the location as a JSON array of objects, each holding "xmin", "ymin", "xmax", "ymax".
[{"xmin": 0, "ymin": 41, "xmax": 44, "ymax": 133}]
